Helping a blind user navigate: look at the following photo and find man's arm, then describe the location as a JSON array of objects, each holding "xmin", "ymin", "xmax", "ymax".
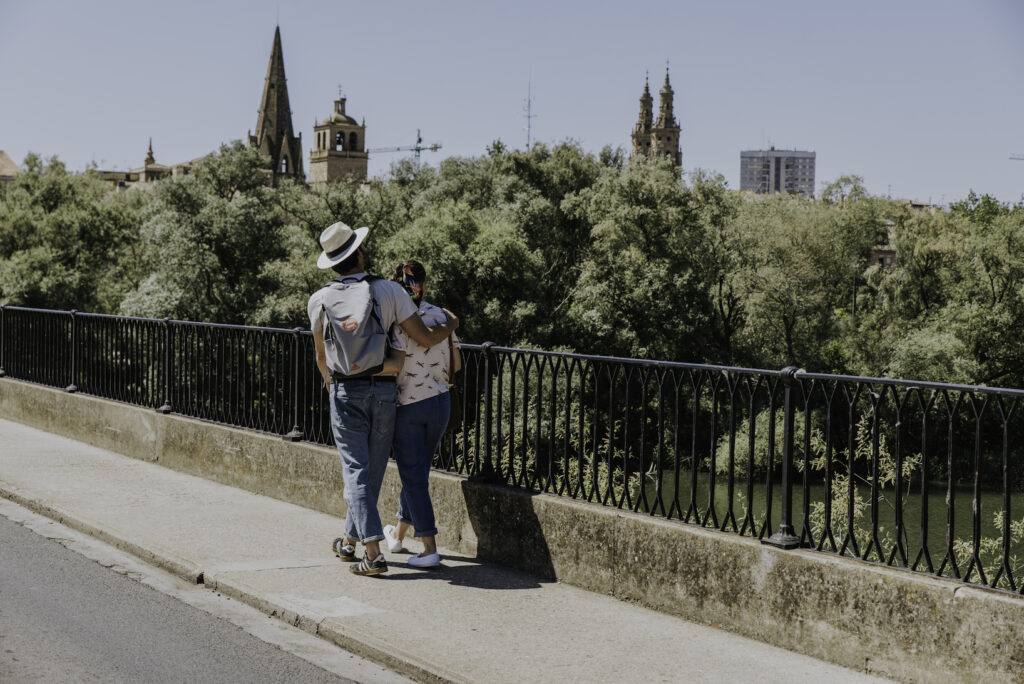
[
  {"xmin": 398, "ymin": 309, "xmax": 459, "ymax": 349},
  {"xmin": 313, "ymin": 332, "xmax": 330, "ymax": 391}
]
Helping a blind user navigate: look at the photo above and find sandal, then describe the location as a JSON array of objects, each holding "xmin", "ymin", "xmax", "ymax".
[{"xmin": 332, "ymin": 537, "xmax": 356, "ymax": 562}]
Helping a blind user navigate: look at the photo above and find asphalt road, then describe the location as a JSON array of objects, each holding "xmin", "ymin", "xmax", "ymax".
[{"xmin": 0, "ymin": 509, "xmax": 392, "ymax": 684}]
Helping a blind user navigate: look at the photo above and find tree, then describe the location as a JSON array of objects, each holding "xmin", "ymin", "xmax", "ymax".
[
  {"xmin": 567, "ymin": 158, "xmax": 713, "ymax": 361},
  {"xmin": 821, "ymin": 174, "xmax": 867, "ymax": 208},
  {"xmin": 0, "ymin": 154, "xmax": 143, "ymax": 311},
  {"xmin": 728, "ymin": 192, "xmax": 875, "ymax": 370},
  {"xmin": 690, "ymin": 170, "xmax": 743, "ymax": 363},
  {"xmin": 949, "ymin": 190, "xmax": 1011, "ymax": 227},
  {"xmin": 120, "ymin": 142, "xmax": 286, "ymax": 324}
]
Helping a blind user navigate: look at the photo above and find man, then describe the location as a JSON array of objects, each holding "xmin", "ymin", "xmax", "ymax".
[{"xmin": 309, "ymin": 221, "xmax": 458, "ymax": 575}]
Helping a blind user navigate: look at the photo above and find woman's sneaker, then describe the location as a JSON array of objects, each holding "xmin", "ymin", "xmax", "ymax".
[
  {"xmin": 332, "ymin": 537, "xmax": 356, "ymax": 562},
  {"xmin": 382, "ymin": 525, "xmax": 404, "ymax": 553},
  {"xmin": 408, "ymin": 552, "xmax": 440, "ymax": 568},
  {"xmin": 350, "ymin": 553, "xmax": 388, "ymax": 576}
]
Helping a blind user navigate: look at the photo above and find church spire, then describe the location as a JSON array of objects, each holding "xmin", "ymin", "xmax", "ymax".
[
  {"xmin": 654, "ymin": 67, "xmax": 676, "ymax": 129},
  {"xmin": 145, "ymin": 138, "xmax": 155, "ymax": 165},
  {"xmin": 249, "ymin": 26, "xmax": 304, "ymax": 184},
  {"xmin": 630, "ymin": 76, "xmax": 654, "ymax": 163},
  {"xmin": 636, "ymin": 76, "xmax": 653, "ymax": 131}
]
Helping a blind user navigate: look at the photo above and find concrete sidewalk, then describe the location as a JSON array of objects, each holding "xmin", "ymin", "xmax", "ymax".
[{"xmin": 0, "ymin": 418, "xmax": 888, "ymax": 683}]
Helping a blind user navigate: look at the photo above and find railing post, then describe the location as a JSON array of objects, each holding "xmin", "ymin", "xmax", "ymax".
[
  {"xmin": 283, "ymin": 327, "xmax": 303, "ymax": 442},
  {"xmin": 762, "ymin": 365, "xmax": 803, "ymax": 549},
  {"xmin": 0, "ymin": 304, "xmax": 6, "ymax": 378},
  {"xmin": 156, "ymin": 318, "xmax": 172, "ymax": 414},
  {"xmin": 470, "ymin": 341, "xmax": 499, "ymax": 482},
  {"xmin": 66, "ymin": 310, "xmax": 78, "ymax": 393}
]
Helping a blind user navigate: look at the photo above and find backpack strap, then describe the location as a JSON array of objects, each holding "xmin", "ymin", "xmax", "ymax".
[{"xmin": 325, "ymin": 273, "xmax": 377, "ymax": 287}]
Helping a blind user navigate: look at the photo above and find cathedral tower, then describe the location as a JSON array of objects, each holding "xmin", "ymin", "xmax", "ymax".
[
  {"xmin": 649, "ymin": 69, "xmax": 682, "ymax": 167},
  {"xmin": 309, "ymin": 95, "xmax": 368, "ymax": 185},
  {"xmin": 630, "ymin": 78, "xmax": 653, "ymax": 162},
  {"xmin": 249, "ymin": 27, "xmax": 304, "ymax": 185},
  {"xmin": 630, "ymin": 68, "xmax": 682, "ymax": 169}
]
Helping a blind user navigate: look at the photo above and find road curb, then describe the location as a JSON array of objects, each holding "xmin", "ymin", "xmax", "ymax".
[
  {"xmin": 206, "ymin": 572, "xmax": 467, "ymax": 684},
  {"xmin": 0, "ymin": 484, "xmax": 204, "ymax": 582}
]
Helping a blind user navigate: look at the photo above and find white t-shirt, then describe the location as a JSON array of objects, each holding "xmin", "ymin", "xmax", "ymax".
[
  {"xmin": 390, "ymin": 301, "xmax": 458, "ymax": 406},
  {"xmin": 307, "ymin": 274, "xmax": 418, "ymax": 372}
]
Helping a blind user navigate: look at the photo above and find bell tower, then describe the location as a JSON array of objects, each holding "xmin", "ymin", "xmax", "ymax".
[
  {"xmin": 648, "ymin": 68, "xmax": 682, "ymax": 168},
  {"xmin": 309, "ymin": 93, "xmax": 368, "ymax": 184},
  {"xmin": 630, "ymin": 77, "xmax": 654, "ymax": 163}
]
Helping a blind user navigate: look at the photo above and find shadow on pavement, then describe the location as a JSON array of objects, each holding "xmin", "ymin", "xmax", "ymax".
[{"xmin": 384, "ymin": 556, "xmax": 547, "ymax": 589}]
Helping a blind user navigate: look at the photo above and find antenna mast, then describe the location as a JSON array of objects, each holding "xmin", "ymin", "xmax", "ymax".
[{"xmin": 523, "ymin": 77, "xmax": 537, "ymax": 149}]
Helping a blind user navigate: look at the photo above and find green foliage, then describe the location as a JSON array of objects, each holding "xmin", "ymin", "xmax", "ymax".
[
  {"xmin": 805, "ymin": 415, "xmax": 1024, "ymax": 584},
  {"xmin": 848, "ymin": 200, "xmax": 1024, "ymax": 385},
  {"xmin": 821, "ymin": 174, "xmax": 867, "ymax": 207},
  {"xmin": 4, "ymin": 143, "xmax": 1024, "ymax": 390},
  {"xmin": 120, "ymin": 142, "xmax": 283, "ymax": 324},
  {"xmin": 567, "ymin": 158, "xmax": 713, "ymax": 360},
  {"xmin": 726, "ymin": 192, "xmax": 876, "ymax": 369},
  {"xmin": 805, "ymin": 416, "xmax": 921, "ymax": 550},
  {"xmin": 714, "ymin": 406, "xmax": 805, "ymax": 479},
  {"xmin": 953, "ymin": 512, "xmax": 1024, "ymax": 586},
  {"xmin": 0, "ymin": 154, "xmax": 144, "ymax": 310},
  {"xmin": 948, "ymin": 190, "xmax": 1017, "ymax": 227}
]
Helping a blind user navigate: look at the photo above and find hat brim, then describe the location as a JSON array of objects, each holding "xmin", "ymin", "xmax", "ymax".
[{"xmin": 317, "ymin": 226, "xmax": 369, "ymax": 269}]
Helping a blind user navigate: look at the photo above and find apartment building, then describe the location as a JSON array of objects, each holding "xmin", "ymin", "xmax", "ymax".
[{"xmin": 740, "ymin": 147, "xmax": 815, "ymax": 197}]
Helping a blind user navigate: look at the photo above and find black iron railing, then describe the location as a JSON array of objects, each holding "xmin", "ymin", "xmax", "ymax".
[{"xmin": 2, "ymin": 305, "xmax": 1023, "ymax": 595}]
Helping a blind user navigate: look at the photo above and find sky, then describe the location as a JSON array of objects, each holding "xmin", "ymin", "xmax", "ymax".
[{"xmin": 1, "ymin": 0, "xmax": 1022, "ymax": 205}]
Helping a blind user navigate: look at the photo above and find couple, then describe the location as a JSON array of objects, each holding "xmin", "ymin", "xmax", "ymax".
[{"xmin": 308, "ymin": 221, "xmax": 459, "ymax": 576}]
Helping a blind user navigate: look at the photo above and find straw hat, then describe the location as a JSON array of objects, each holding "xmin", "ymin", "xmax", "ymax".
[{"xmin": 317, "ymin": 221, "xmax": 369, "ymax": 269}]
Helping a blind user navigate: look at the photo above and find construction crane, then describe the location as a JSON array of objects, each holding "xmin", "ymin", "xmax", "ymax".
[{"xmin": 367, "ymin": 130, "xmax": 442, "ymax": 164}]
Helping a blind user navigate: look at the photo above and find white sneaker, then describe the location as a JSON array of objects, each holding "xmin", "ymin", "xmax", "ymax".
[
  {"xmin": 382, "ymin": 524, "xmax": 403, "ymax": 553},
  {"xmin": 408, "ymin": 552, "xmax": 440, "ymax": 568}
]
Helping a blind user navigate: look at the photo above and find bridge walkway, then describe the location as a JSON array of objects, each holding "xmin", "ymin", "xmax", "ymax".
[{"xmin": 0, "ymin": 418, "xmax": 887, "ymax": 683}]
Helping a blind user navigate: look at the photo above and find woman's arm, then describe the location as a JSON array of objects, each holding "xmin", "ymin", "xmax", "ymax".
[
  {"xmin": 451, "ymin": 339, "xmax": 462, "ymax": 375},
  {"xmin": 378, "ymin": 347, "xmax": 406, "ymax": 375}
]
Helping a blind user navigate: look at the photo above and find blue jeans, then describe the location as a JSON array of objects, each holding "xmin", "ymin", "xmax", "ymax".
[
  {"xmin": 330, "ymin": 378, "xmax": 397, "ymax": 544},
  {"xmin": 394, "ymin": 392, "xmax": 449, "ymax": 538}
]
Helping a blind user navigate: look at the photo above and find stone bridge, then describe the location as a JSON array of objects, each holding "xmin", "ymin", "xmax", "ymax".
[{"xmin": 1, "ymin": 377, "xmax": 1021, "ymax": 682}]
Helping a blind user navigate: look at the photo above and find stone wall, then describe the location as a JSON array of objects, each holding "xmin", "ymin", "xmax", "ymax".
[{"xmin": 2, "ymin": 378, "xmax": 1022, "ymax": 683}]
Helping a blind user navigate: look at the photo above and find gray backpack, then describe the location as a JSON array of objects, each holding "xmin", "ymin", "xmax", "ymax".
[{"xmin": 320, "ymin": 275, "xmax": 387, "ymax": 378}]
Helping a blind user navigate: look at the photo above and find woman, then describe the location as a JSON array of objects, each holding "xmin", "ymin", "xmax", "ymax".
[{"xmin": 383, "ymin": 260, "xmax": 461, "ymax": 567}]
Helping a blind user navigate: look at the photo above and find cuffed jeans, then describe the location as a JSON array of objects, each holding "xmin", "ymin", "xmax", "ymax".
[
  {"xmin": 394, "ymin": 391, "xmax": 450, "ymax": 538},
  {"xmin": 330, "ymin": 378, "xmax": 397, "ymax": 544}
]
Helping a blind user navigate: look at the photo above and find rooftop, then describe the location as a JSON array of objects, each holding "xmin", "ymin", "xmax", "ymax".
[
  {"xmin": 741, "ymin": 148, "xmax": 815, "ymax": 157},
  {"xmin": 0, "ymin": 150, "xmax": 20, "ymax": 177}
]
